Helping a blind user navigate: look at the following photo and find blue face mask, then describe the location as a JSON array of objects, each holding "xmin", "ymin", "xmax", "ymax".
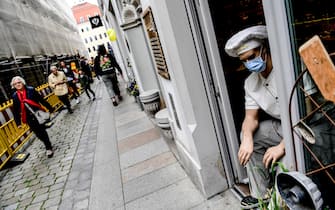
[{"xmin": 243, "ymin": 55, "xmax": 266, "ymax": 73}]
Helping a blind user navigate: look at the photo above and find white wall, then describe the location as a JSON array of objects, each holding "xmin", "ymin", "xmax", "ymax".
[{"xmin": 141, "ymin": 0, "xmax": 228, "ymax": 197}]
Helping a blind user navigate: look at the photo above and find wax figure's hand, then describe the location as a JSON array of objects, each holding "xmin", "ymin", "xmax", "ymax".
[
  {"xmin": 239, "ymin": 109, "xmax": 259, "ymax": 166},
  {"xmin": 238, "ymin": 137, "xmax": 254, "ymax": 166},
  {"xmin": 263, "ymin": 141, "xmax": 285, "ymax": 168}
]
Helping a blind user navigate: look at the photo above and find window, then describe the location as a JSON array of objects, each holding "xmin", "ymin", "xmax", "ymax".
[
  {"xmin": 79, "ymin": 17, "xmax": 84, "ymax": 23},
  {"xmin": 84, "ymin": 38, "xmax": 88, "ymax": 44},
  {"xmin": 99, "ymin": 34, "xmax": 103, "ymax": 39},
  {"xmin": 143, "ymin": 7, "xmax": 170, "ymax": 80},
  {"xmin": 86, "ymin": 27, "xmax": 89, "ymax": 32},
  {"xmin": 88, "ymin": 48, "xmax": 91, "ymax": 53},
  {"xmin": 92, "ymin": 46, "xmax": 96, "ymax": 51},
  {"xmin": 89, "ymin": 37, "xmax": 93, "ymax": 42},
  {"xmin": 94, "ymin": 35, "xmax": 98, "ymax": 41},
  {"xmin": 288, "ymin": 1, "xmax": 335, "ymax": 208},
  {"xmin": 81, "ymin": 29, "xmax": 84, "ymax": 32},
  {"xmin": 104, "ymin": 33, "xmax": 107, "ymax": 38}
]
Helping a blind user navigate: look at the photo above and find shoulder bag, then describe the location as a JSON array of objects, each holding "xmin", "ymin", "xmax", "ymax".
[{"xmin": 24, "ymin": 103, "xmax": 50, "ymax": 125}]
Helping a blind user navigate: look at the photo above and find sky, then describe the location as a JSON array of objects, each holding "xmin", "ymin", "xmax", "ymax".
[{"xmin": 67, "ymin": 0, "xmax": 98, "ymax": 7}]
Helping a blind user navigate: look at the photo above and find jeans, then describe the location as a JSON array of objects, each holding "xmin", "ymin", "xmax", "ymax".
[
  {"xmin": 27, "ymin": 114, "xmax": 52, "ymax": 150},
  {"xmin": 101, "ymin": 73, "xmax": 120, "ymax": 98},
  {"xmin": 57, "ymin": 94, "xmax": 72, "ymax": 112},
  {"xmin": 84, "ymin": 85, "xmax": 95, "ymax": 99}
]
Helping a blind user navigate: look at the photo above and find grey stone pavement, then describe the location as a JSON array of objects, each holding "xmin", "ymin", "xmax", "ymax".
[{"xmin": 0, "ymin": 79, "xmax": 240, "ymax": 210}]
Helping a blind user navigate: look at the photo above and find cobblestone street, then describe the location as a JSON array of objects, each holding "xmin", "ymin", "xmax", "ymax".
[{"xmin": 0, "ymin": 81, "xmax": 239, "ymax": 210}]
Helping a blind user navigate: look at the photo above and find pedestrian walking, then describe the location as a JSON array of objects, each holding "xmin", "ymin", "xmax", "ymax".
[
  {"xmin": 78, "ymin": 70, "xmax": 96, "ymax": 101},
  {"xmin": 48, "ymin": 65, "xmax": 73, "ymax": 114},
  {"xmin": 94, "ymin": 45, "xmax": 123, "ymax": 106},
  {"xmin": 90, "ymin": 56, "xmax": 100, "ymax": 80},
  {"xmin": 59, "ymin": 61, "xmax": 80, "ymax": 104},
  {"xmin": 11, "ymin": 76, "xmax": 55, "ymax": 158},
  {"xmin": 80, "ymin": 57, "xmax": 94, "ymax": 83}
]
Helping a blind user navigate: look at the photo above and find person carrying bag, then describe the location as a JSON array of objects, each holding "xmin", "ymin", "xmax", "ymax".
[
  {"xmin": 24, "ymin": 101, "xmax": 50, "ymax": 125},
  {"xmin": 11, "ymin": 76, "xmax": 55, "ymax": 158}
]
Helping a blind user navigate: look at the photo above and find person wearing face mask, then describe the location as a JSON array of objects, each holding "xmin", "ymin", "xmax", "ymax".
[{"xmin": 225, "ymin": 25, "xmax": 285, "ymax": 209}]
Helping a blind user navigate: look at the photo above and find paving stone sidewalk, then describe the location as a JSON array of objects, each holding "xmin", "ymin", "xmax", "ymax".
[
  {"xmin": 0, "ymin": 79, "xmax": 240, "ymax": 210},
  {"xmin": 0, "ymin": 81, "xmax": 103, "ymax": 210}
]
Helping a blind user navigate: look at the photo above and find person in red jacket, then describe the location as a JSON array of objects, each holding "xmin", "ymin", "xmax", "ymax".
[{"xmin": 11, "ymin": 76, "xmax": 55, "ymax": 158}]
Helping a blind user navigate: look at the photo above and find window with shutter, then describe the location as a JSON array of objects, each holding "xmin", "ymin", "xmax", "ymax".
[{"xmin": 143, "ymin": 7, "xmax": 170, "ymax": 80}]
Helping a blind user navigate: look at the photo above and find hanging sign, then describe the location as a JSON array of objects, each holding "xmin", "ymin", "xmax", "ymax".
[{"xmin": 89, "ymin": 15, "xmax": 103, "ymax": 29}]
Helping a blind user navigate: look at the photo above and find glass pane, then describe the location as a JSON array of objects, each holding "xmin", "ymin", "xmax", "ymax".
[{"xmin": 287, "ymin": 0, "xmax": 335, "ymax": 208}]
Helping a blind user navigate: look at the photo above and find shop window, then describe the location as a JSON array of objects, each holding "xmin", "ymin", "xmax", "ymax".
[
  {"xmin": 143, "ymin": 7, "xmax": 170, "ymax": 80},
  {"xmin": 288, "ymin": 1, "xmax": 335, "ymax": 208}
]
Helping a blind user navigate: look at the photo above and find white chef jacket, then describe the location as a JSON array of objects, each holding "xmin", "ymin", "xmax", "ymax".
[{"xmin": 244, "ymin": 69, "xmax": 281, "ymax": 120}]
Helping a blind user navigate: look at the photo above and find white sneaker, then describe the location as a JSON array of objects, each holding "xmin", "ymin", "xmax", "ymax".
[
  {"xmin": 76, "ymin": 99, "xmax": 80, "ymax": 104},
  {"xmin": 46, "ymin": 150, "xmax": 54, "ymax": 158}
]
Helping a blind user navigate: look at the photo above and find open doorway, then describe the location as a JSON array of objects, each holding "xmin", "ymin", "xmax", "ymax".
[{"xmin": 207, "ymin": 0, "xmax": 266, "ymax": 196}]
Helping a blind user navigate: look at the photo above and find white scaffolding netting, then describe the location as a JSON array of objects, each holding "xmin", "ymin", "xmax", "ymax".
[{"xmin": 0, "ymin": 0, "xmax": 86, "ymax": 58}]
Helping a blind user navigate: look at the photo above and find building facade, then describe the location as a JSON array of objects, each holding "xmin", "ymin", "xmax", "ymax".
[
  {"xmin": 97, "ymin": 0, "xmax": 335, "ymax": 208},
  {"xmin": 71, "ymin": 2, "xmax": 112, "ymax": 59},
  {"xmin": 0, "ymin": 0, "xmax": 85, "ymax": 58},
  {"xmin": 0, "ymin": 0, "xmax": 86, "ymax": 102}
]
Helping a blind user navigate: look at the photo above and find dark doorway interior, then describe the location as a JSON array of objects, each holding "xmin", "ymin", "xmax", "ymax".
[{"xmin": 207, "ymin": 0, "xmax": 265, "ymax": 136}]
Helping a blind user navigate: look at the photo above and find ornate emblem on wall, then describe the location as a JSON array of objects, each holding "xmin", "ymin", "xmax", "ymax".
[{"xmin": 89, "ymin": 15, "xmax": 103, "ymax": 29}]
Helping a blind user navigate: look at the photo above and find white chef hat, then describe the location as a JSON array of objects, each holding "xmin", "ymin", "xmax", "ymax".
[{"xmin": 225, "ymin": 25, "xmax": 268, "ymax": 57}]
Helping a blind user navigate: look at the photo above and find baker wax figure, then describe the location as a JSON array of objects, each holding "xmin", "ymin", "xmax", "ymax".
[{"xmin": 225, "ymin": 25, "xmax": 285, "ymax": 209}]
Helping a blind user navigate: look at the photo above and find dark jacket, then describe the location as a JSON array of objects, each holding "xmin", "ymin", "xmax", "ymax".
[
  {"xmin": 94, "ymin": 53, "xmax": 123, "ymax": 76},
  {"xmin": 79, "ymin": 75, "xmax": 90, "ymax": 88},
  {"xmin": 59, "ymin": 66, "xmax": 75, "ymax": 81},
  {"xmin": 12, "ymin": 86, "xmax": 54, "ymax": 126},
  {"xmin": 80, "ymin": 60, "xmax": 92, "ymax": 77}
]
